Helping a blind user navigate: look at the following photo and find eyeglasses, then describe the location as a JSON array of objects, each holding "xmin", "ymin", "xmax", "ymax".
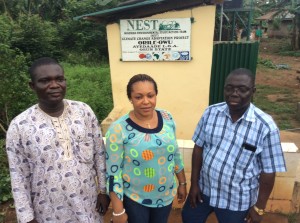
[{"xmin": 224, "ymin": 85, "xmax": 253, "ymax": 94}]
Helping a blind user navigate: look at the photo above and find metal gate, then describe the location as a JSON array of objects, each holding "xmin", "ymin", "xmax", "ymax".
[{"xmin": 209, "ymin": 41, "xmax": 259, "ymax": 105}]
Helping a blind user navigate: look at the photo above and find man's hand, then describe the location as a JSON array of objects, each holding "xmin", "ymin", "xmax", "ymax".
[
  {"xmin": 188, "ymin": 184, "xmax": 202, "ymax": 208},
  {"xmin": 188, "ymin": 144, "xmax": 203, "ymax": 208},
  {"xmin": 177, "ymin": 184, "xmax": 187, "ymax": 204},
  {"xmin": 96, "ymin": 193, "xmax": 110, "ymax": 215},
  {"xmin": 245, "ymin": 207, "xmax": 263, "ymax": 223}
]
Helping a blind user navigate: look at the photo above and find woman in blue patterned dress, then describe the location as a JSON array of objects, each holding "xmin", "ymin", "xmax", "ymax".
[{"xmin": 106, "ymin": 74, "xmax": 187, "ymax": 223}]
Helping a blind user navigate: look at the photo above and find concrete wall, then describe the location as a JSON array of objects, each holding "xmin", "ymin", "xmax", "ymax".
[
  {"xmin": 173, "ymin": 141, "xmax": 300, "ymax": 213},
  {"xmin": 102, "ymin": 5, "xmax": 216, "ymax": 140},
  {"xmin": 267, "ymin": 143, "xmax": 300, "ymax": 213}
]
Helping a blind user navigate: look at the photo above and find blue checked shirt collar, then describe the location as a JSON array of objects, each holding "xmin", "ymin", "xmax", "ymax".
[{"xmin": 216, "ymin": 102, "xmax": 256, "ymax": 123}]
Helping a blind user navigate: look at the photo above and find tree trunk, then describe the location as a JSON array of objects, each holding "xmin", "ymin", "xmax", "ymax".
[
  {"xmin": 297, "ymin": 12, "xmax": 300, "ymax": 50},
  {"xmin": 292, "ymin": 11, "xmax": 300, "ymax": 50},
  {"xmin": 292, "ymin": 18, "xmax": 295, "ymax": 50}
]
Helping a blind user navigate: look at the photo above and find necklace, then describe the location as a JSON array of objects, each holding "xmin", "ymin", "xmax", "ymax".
[{"xmin": 133, "ymin": 111, "xmax": 154, "ymax": 128}]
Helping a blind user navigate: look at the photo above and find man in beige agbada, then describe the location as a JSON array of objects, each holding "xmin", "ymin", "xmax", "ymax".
[{"xmin": 6, "ymin": 57, "xmax": 109, "ymax": 223}]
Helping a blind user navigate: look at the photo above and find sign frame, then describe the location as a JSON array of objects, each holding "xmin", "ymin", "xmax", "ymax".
[{"xmin": 120, "ymin": 18, "xmax": 192, "ymax": 62}]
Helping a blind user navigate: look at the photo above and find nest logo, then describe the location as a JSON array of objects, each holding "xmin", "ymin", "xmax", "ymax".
[
  {"xmin": 126, "ymin": 20, "xmax": 160, "ymax": 31},
  {"xmin": 159, "ymin": 21, "xmax": 180, "ymax": 30}
]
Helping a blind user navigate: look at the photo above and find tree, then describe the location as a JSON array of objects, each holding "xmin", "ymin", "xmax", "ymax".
[
  {"xmin": 0, "ymin": 45, "xmax": 34, "ymax": 136},
  {"xmin": 11, "ymin": 14, "xmax": 62, "ymax": 60},
  {"xmin": 290, "ymin": 0, "xmax": 300, "ymax": 50}
]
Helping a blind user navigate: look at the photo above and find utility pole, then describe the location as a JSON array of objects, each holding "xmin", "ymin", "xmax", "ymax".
[
  {"xmin": 247, "ymin": 0, "xmax": 254, "ymax": 41},
  {"xmin": 219, "ymin": 3, "xmax": 224, "ymax": 41}
]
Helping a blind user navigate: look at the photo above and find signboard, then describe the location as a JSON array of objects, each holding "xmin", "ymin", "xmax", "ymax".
[{"xmin": 120, "ymin": 18, "xmax": 191, "ymax": 61}]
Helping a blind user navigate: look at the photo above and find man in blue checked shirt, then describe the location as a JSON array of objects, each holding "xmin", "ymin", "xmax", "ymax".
[{"xmin": 182, "ymin": 68, "xmax": 286, "ymax": 223}]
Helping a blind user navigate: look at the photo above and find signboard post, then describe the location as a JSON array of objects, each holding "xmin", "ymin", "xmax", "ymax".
[{"xmin": 120, "ymin": 18, "xmax": 192, "ymax": 61}]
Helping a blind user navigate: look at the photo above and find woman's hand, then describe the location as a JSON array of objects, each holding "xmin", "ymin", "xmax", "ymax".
[
  {"xmin": 111, "ymin": 211, "xmax": 128, "ymax": 223},
  {"xmin": 109, "ymin": 192, "xmax": 127, "ymax": 223},
  {"xmin": 175, "ymin": 170, "xmax": 187, "ymax": 204}
]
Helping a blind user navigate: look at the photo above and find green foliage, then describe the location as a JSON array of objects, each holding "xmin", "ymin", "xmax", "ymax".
[
  {"xmin": 253, "ymin": 84, "xmax": 298, "ymax": 130},
  {"xmin": 272, "ymin": 18, "xmax": 281, "ymax": 30},
  {"xmin": 64, "ymin": 0, "xmax": 115, "ymax": 16},
  {"xmin": 63, "ymin": 51, "xmax": 108, "ymax": 65},
  {"xmin": 0, "ymin": 44, "xmax": 35, "ymax": 136},
  {"xmin": 0, "ymin": 0, "xmax": 67, "ymax": 21},
  {"xmin": 11, "ymin": 14, "xmax": 62, "ymax": 60},
  {"xmin": 57, "ymin": 20, "xmax": 108, "ymax": 64},
  {"xmin": 286, "ymin": 212, "xmax": 298, "ymax": 223},
  {"xmin": 0, "ymin": 170, "xmax": 12, "ymax": 203},
  {"xmin": 0, "ymin": 15, "xmax": 13, "ymax": 46},
  {"xmin": 37, "ymin": 0, "xmax": 67, "ymax": 22},
  {"xmin": 257, "ymin": 57, "xmax": 277, "ymax": 69},
  {"xmin": 278, "ymin": 50, "xmax": 300, "ymax": 57},
  {"xmin": 0, "ymin": 0, "xmax": 114, "ymax": 63},
  {"xmin": 63, "ymin": 63, "xmax": 113, "ymax": 122},
  {"xmin": 0, "ymin": 139, "xmax": 12, "ymax": 204}
]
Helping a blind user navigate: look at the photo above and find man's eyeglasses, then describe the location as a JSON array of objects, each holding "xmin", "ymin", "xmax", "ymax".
[{"xmin": 224, "ymin": 85, "xmax": 253, "ymax": 94}]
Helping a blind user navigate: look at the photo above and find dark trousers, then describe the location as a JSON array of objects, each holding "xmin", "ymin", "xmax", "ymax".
[
  {"xmin": 123, "ymin": 195, "xmax": 172, "ymax": 223},
  {"xmin": 182, "ymin": 194, "xmax": 249, "ymax": 223}
]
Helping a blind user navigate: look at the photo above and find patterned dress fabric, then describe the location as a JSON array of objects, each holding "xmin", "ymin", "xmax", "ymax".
[
  {"xmin": 105, "ymin": 109, "xmax": 184, "ymax": 208},
  {"xmin": 6, "ymin": 99, "xmax": 106, "ymax": 223}
]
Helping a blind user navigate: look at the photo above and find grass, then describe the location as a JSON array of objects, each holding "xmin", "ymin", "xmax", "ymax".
[
  {"xmin": 0, "ymin": 139, "xmax": 12, "ymax": 204},
  {"xmin": 254, "ymin": 46, "xmax": 300, "ymax": 130},
  {"xmin": 62, "ymin": 62, "xmax": 113, "ymax": 122},
  {"xmin": 287, "ymin": 213, "xmax": 299, "ymax": 223},
  {"xmin": 257, "ymin": 57, "xmax": 277, "ymax": 69},
  {"xmin": 279, "ymin": 51, "xmax": 300, "ymax": 57},
  {"xmin": 260, "ymin": 38, "xmax": 300, "ymax": 57},
  {"xmin": 253, "ymin": 84, "xmax": 298, "ymax": 130}
]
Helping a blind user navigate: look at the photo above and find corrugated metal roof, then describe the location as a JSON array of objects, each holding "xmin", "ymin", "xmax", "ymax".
[
  {"xmin": 256, "ymin": 10, "xmax": 294, "ymax": 21},
  {"xmin": 74, "ymin": 0, "xmax": 217, "ymax": 23},
  {"xmin": 255, "ymin": 11, "xmax": 278, "ymax": 20},
  {"xmin": 277, "ymin": 11, "xmax": 295, "ymax": 20},
  {"xmin": 73, "ymin": 0, "xmax": 166, "ymax": 20}
]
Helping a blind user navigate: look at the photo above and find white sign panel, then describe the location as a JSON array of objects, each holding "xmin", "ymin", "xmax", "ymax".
[{"xmin": 120, "ymin": 18, "xmax": 191, "ymax": 61}]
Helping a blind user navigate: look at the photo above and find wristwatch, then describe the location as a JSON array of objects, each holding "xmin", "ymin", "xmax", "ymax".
[{"xmin": 253, "ymin": 205, "xmax": 264, "ymax": 215}]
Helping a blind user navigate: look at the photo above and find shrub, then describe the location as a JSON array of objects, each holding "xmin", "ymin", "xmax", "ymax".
[
  {"xmin": 63, "ymin": 63, "xmax": 113, "ymax": 122},
  {"xmin": 0, "ymin": 139, "xmax": 12, "ymax": 203},
  {"xmin": 0, "ymin": 15, "xmax": 14, "ymax": 46},
  {"xmin": 272, "ymin": 18, "xmax": 281, "ymax": 30},
  {"xmin": 57, "ymin": 19, "xmax": 108, "ymax": 64},
  {"xmin": 257, "ymin": 57, "xmax": 277, "ymax": 69},
  {"xmin": 0, "ymin": 44, "xmax": 35, "ymax": 137},
  {"xmin": 11, "ymin": 14, "xmax": 62, "ymax": 61}
]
